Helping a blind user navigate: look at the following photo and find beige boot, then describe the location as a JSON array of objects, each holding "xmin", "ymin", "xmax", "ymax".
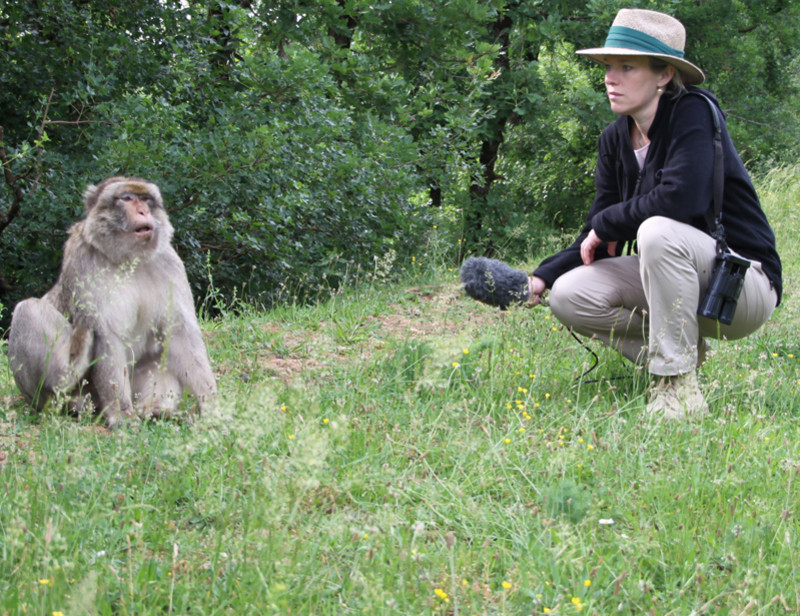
[{"xmin": 646, "ymin": 371, "xmax": 709, "ymax": 420}]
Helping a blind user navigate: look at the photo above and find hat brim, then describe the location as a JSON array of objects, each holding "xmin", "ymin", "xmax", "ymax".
[{"xmin": 576, "ymin": 47, "xmax": 705, "ymax": 85}]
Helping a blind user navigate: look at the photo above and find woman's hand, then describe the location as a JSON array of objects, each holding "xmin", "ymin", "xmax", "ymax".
[
  {"xmin": 527, "ymin": 275, "xmax": 547, "ymax": 306},
  {"xmin": 580, "ymin": 229, "xmax": 617, "ymax": 265}
]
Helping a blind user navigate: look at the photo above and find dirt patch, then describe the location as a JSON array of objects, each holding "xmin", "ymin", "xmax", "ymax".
[
  {"xmin": 0, "ymin": 419, "xmax": 40, "ymax": 465},
  {"xmin": 264, "ymin": 356, "xmax": 335, "ymax": 382},
  {"xmin": 257, "ymin": 283, "xmax": 474, "ymax": 384}
]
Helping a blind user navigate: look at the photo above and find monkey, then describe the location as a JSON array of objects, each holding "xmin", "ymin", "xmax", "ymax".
[{"xmin": 8, "ymin": 176, "xmax": 217, "ymax": 428}]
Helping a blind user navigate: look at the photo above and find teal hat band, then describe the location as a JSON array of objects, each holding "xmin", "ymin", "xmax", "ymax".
[{"xmin": 604, "ymin": 25, "xmax": 685, "ymax": 58}]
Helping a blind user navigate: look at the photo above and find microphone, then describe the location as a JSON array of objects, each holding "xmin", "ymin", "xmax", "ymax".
[{"xmin": 459, "ymin": 257, "xmax": 531, "ymax": 310}]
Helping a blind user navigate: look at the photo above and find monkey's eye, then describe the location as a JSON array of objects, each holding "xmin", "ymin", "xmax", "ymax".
[{"xmin": 118, "ymin": 192, "xmax": 154, "ymax": 204}]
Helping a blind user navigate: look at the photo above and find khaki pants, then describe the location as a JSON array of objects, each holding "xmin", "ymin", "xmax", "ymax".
[{"xmin": 549, "ymin": 217, "xmax": 777, "ymax": 376}]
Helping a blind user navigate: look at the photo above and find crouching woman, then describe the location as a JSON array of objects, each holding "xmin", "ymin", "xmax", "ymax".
[{"xmin": 527, "ymin": 9, "xmax": 782, "ymax": 419}]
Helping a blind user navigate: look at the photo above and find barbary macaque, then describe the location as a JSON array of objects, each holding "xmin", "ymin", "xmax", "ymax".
[{"xmin": 8, "ymin": 176, "xmax": 217, "ymax": 427}]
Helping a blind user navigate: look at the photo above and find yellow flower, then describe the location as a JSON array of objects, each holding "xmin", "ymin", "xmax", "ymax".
[
  {"xmin": 544, "ymin": 609, "xmax": 551, "ymax": 614},
  {"xmin": 53, "ymin": 613, "xmax": 64, "ymax": 616},
  {"xmin": 502, "ymin": 581, "xmax": 512, "ymax": 589},
  {"xmin": 452, "ymin": 362, "xmax": 460, "ymax": 368},
  {"xmin": 288, "ymin": 434, "xmax": 295, "ymax": 440},
  {"xmin": 322, "ymin": 418, "xmax": 329, "ymax": 424},
  {"xmin": 504, "ymin": 438, "xmax": 511, "ymax": 444},
  {"xmin": 584, "ymin": 579, "xmax": 591, "ymax": 587},
  {"xmin": 463, "ymin": 348, "xmax": 469, "ymax": 354},
  {"xmin": 587, "ymin": 444, "xmax": 594, "ymax": 451},
  {"xmin": 39, "ymin": 579, "xmax": 51, "ymax": 585},
  {"xmin": 434, "ymin": 588, "xmax": 449, "ymax": 602}
]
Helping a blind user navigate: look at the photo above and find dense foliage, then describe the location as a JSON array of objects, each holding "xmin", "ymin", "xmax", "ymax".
[{"xmin": 2, "ymin": 0, "xmax": 799, "ymax": 321}]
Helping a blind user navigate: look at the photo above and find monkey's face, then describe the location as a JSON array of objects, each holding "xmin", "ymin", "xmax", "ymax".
[
  {"xmin": 115, "ymin": 187, "xmax": 157, "ymax": 242},
  {"xmin": 82, "ymin": 177, "xmax": 174, "ymax": 262}
]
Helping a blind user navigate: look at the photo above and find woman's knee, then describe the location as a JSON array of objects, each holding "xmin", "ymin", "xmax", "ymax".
[
  {"xmin": 550, "ymin": 259, "xmax": 640, "ymax": 326},
  {"xmin": 637, "ymin": 216, "xmax": 675, "ymax": 257},
  {"xmin": 549, "ymin": 276, "xmax": 576, "ymax": 324},
  {"xmin": 550, "ymin": 268, "xmax": 604, "ymax": 328}
]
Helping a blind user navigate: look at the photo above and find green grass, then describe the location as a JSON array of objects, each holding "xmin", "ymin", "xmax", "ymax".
[{"xmin": 2, "ymin": 167, "xmax": 799, "ymax": 615}]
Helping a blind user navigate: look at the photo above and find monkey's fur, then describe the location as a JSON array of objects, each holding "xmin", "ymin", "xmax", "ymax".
[
  {"xmin": 8, "ymin": 176, "xmax": 217, "ymax": 428},
  {"xmin": 459, "ymin": 256, "xmax": 531, "ymax": 310}
]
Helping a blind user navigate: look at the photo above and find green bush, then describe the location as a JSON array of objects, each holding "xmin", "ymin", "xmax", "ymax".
[{"xmin": 1, "ymin": 48, "xmax": 429, "ymax": 317}]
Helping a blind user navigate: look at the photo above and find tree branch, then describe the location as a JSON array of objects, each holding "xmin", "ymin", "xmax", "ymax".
[
  {"xmin": 724, "ymin": 112, "xmax": 772, "ymax": 128},
  {"xmin": 43, "ymin": 119, "xmax": 115, "ymax": 126}
]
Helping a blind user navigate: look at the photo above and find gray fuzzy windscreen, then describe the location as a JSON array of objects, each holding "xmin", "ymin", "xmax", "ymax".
[{"xmin": 459, "ymin": 257, "xmax": 530, "ymax": 310}]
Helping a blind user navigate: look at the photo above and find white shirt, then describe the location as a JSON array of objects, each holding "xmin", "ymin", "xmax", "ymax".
[{"xmin": 635, "ymin": 143, "xmax": 649, "ymax": 169}]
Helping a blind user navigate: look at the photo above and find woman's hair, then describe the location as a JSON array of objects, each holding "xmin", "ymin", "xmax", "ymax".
[{"xmin": 649, "ymin": 58, "xmax": 687, "ymax": 96}]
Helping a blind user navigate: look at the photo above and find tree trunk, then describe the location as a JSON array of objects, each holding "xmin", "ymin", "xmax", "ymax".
[{"xmin": 463, "ymin": 8, "xmax": 516, "ymax": 258}]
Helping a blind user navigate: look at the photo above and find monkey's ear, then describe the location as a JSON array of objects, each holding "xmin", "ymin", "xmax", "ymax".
[
  {"xmin": 83, "ymin": 183, "xmax": 101, "ymax": 211},
  {"xmin": 83, "ymin": 176, "xmax": 127, "ymax": 211}
]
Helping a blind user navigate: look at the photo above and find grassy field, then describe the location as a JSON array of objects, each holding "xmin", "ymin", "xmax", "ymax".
[{"xmin": 1, "ymin": 167, "xmax": 799, "ymax": 615}]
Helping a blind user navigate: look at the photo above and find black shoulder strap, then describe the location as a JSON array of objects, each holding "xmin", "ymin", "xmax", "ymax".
[{"xmin": 670, "ymin": 91, "xmax": 727, "ymax": 253}]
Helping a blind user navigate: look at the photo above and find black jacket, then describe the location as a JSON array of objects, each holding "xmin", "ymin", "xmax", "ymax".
[{"xmin": 533, "ymin": 87, "xmax": 782, "ymax": 305}]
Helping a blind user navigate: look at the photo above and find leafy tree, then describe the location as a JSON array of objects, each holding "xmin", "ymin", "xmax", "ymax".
[{"xmin": 0, "ymin": 0, "xmax": 429, "ymax": 322}]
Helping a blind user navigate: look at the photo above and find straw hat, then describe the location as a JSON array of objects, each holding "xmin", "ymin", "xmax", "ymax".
[{"xmin": 576, "ymin": 8, "xmax": 705, "ymax": 85}]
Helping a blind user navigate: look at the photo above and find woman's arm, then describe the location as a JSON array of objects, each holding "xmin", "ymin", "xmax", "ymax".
[
  {"xmin": 591, "ymin": 95, "xmax": 716, "ymax": 242},
  {"xmin": 533, "ymin": 124, "xmax": 627, "ymax": 285}
]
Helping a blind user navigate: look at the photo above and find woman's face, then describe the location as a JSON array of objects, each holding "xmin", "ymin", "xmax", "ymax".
[{"xmin": 602, "ymin": 56, "xmax": 673, "ymax": 118}]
